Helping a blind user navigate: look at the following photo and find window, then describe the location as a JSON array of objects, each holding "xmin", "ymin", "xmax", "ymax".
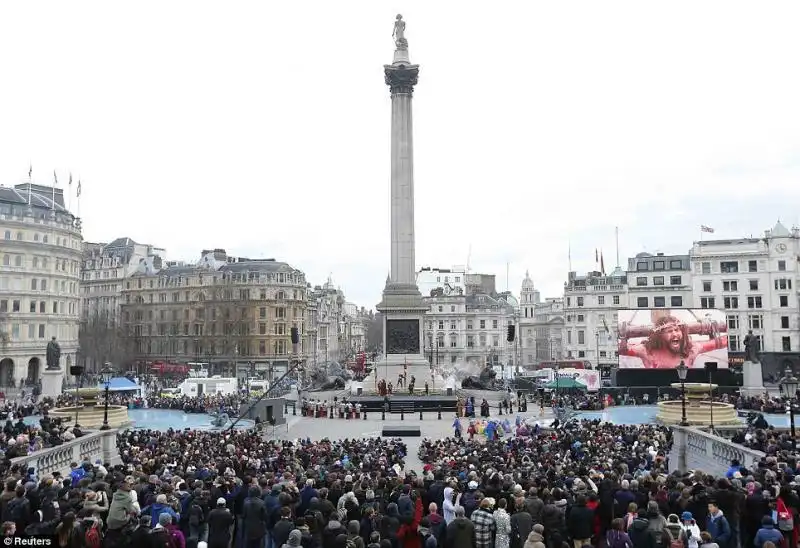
[
  {"xmin": 636, "ymin": 277, "xmax": 647, "ymax": 286},
  {"xmin": 702, "ymin": 262, "xmax": 711, "ymax": 274},
  {"xmin": 578, "ymin": 350, "xmax": 585, "ymax": 358},
  {"xmin": 637, "ymin": 297, "xmax": 648, "ymax": 308},
  {"xmin": 14, "ymin": 256, "xmax": 21, "ymax": 267},
  {"xmin": 437, "ymin": 334, "xmax": 444, "ymax": 348},
  {"xmin": 670, "ymin": 260, "xmax": 682, "ymax": 269},
  {"xmin": 0, "ymin": 300, "xmax": 6, "ymax": 313},
  {"xmin": 654, "ymin": 296, "xmax": 666, "ymax": 307},
  {"xmin": 2, "ymin": 231, "xmax": 8, "ymax": 240},
  {"xmin": 653, "ymin": 276, "xmax": 665, "ymax": 286},
  {"xmin": 578, "ymin": 330, "xmax": 585, "ymax": 344},
  {"xmin": 783, "ymin": 337, "xmax": 792, "ymax": 352},
  {"xmin": 467, "ymin": 321, "xmax": 473, "ymax": 330},
  {"xmin": 40, "ymin": 279, "xmax": 46, "ymax": 291},
  {"xmin": 727, "ymin": 315, "xmax": 739, "ymax": 330},
  {"xmin": 598, "ymin": 296, "xmax": 605, "ymax": 305},
  {"xmin": 479, "ymin": 320, "xmax": 485, "ymax": 329},
  {"xmin": 577, "ymin": 297, "xmax": 584, "ymax": 307},
  {"xmin": 12, "ymin": 300, "xmax": 20, "ymax": 312},
  {"xmin": 723, "ymin": 280, "xmax": 738, "ymax": 292},
  {"xmin": 438, "ymin": 321, "xmax": 444, "ymax": 330},
  {"xmin": 613, "ymin": 295, "xmax": 620, "ymax": 305},
  {"xmin": 38, "ymin": 324, "xmax": 45, "ymax": 338},
  {"xmin": 450, "ymin": 305, "xmax": 455, "ymax": 312},
  {"xmin": 450, "ymin": 321, "xmax": 456, "ymax": 330},
  {"xmin": 653, "ymin": 260, "xmax": 665, "ymax": 270},
  {"xmin": 723, "ymin": 297, "xmax": 738, "ymax": 309},
  {"xmin": 636, "ymin": 262, "xmax": 649, "ymax": 271},
  {"xmin": 748, "ymin": 314, "xmax": 764, "ymax": 330},
  {"xmin": 52, "ymin": 302, "xmax": 57, "ymax": 314},
  {"xmin": 492, "ymin": 320, "xmax": 498, "ymax": 329},
  {"xmin": 782, "ymin": 316, "xmax": 790, "ymax": 329},
  {"xmin": 747, "ymin": 296, "xmax": 763, "ymax": 309},
  {"xmin": 780, "ymin": 295, "xmax": 789, "ymax": 307},
  {"xmin": 779, "ymin": 260, "xmax": 787, "ymax": 272},
  {"xmin": 567, "ymin": 331, "xmax": 572, "ymax": 344},
  {"xmin": 748, "ymin": 260, "xmax": 757, "ymax": 272},
  {"xmin": 259, "ymin": 323, "xmax": 267, "ymax": 335},
  {"xmin": 577, "ymin": 314, "xmax": 584, "ymax": 322},
  {"xmin": 700, "ymin": 297, "xmax": 716, "ymax": 309},
  {"xmin": 720, "ymin": 261, "xmax": 738, "ymax": 273},
  {"xmin": 670, "ymin": 296, "xmax": 683, "ymax": 307},
  {"xmin": 449, "ymin": 334, "xmax": 457, "ymax": 348},
  {"xmin": 702, "ymin": 281, "xmax": 712, "ymax": 292},
  {"xmin": 29, "ymin": 301, "xmax": 36, "ymax": 313},
  {"xmin": 749, "ymin": 280, "xmax": 759, "ymax": 291},
  {"xmin": 437, "ymin": 306, "xmax": 443, "ymax": 312},
  {"xmin": 670, "ymin": 276, "xmax": 682, "ymax": 285},
  {"xmin": 275, "ymin": 307, "xmax": 286, "ymax": 319},
  {"xmin": 729, "ymin": 335, "xmax": 739, "ymax": 351},
  {"xmin": 28, "ymin": 324, "xmax": 35, "ymax": 339},
  {"xmin": 776, "ymin": 279, "xmax": 792, "ymax": 290}
]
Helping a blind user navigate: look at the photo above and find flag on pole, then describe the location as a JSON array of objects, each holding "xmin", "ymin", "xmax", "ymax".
[
  {"xmin": 600, "ymin": 251, "xmax": 606, "ymax": 275},
  {"xmin": 68, "ymin": 173, "xmax": 72, "ymax": 187},
  {"xmin": 28, "ymin": 164, "xmax": 32, "ymax": 179},
  {"xmin": 700, "ymin": 225, "xmax": 715, "ymax": 233},
  {"xmin": 77, "ymin": 180, "xmax": 82, "ymax": 197},
  {"xmin": 602, "ymin": 317, "xmax": 610, "ymax": 333},
  {"xmin": 595, "ymin": 248, "xmax": 599, "ymax": 263},
  {"xmin": 52, "ymin": 170, "xmax": 57, "ymax": 210}
]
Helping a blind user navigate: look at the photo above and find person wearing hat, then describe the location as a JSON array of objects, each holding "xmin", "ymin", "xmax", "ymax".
[{"xmin": 207, "ymin": 498, "xmax": 234, "ymax": 548}]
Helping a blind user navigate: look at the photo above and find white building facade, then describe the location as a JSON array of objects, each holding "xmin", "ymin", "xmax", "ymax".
[
  {"xmin": 626, "ymin": 253, "xmax": 693, "ymax": 310},
  {"xmin": 563, "ymin": 269, "xmax": 628, "ymax": 368},
  {"xmin": 689, "ymin": 222, "xmax": 800, "ymax": 367},
  {"xmin": 0, "ymin": 183, "xmax": 82, "ymax": 387},
  {"xmin": 518, "ymin": 271, "xmax": 565, "ymax": 368},
  {"xmin": 416, "ymin": 266, "xmax": 467, "ymax": 297}
]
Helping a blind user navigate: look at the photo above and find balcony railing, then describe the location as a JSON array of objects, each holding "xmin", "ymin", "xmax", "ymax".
[{"xmin": 10, "ymin": 428, "xmax": 120, "ymax": 477}]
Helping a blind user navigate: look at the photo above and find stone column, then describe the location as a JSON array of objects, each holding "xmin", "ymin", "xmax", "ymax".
[{"xmin": 385, "ymin": 53, "xmax": 419, "ymax": 287}]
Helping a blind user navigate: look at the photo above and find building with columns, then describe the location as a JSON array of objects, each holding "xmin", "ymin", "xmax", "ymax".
[
  {"xmin": 563, "ymin": 268, "xmax": 627, "ymax": 368},
  {"xmin": 306, "ymin": 279, "xmax": 346, "ymax": 367},
  {"xmin": 0, "ymin": 182, "xmax": 82, "ymax": 387},
  {"xmin": 518, "ymin": 271, "xmax": 564, "ymax": 369}
]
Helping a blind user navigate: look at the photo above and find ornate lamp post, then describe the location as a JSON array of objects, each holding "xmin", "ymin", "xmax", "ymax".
[
  {"xmin": 779, "ymin": 368, "xmax": 799, "ymax": 452},
  {"xmin": 676, "ymin": 360, "xmax": 689, "ymax": 426},
  {"xmin": 100, "ymin": 364, "xmax": 113, "ymax": 430}
]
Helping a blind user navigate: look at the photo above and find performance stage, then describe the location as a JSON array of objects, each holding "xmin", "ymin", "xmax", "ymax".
[{"xmin": 350, "ymin": 395, "xmax": 458, "ymax": 413}]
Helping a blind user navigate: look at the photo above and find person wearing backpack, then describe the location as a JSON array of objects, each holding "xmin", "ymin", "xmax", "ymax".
[
  {"xmin": 152, "ymin": 512, "xmax": 180, "ymax": 548},
  {"xmin": 80, "ymin": 517, "xmax": 103, "ymax": 548},
  {"xmin": 189, "ymin": 490, "xmax": 210, "ymax": 543}
]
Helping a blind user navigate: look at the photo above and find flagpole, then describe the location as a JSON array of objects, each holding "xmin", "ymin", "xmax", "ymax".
[
  {"xmin": 68, "ymin": 173, "xmax": 72, "ymax": 213},
  {"xmin": 27, "ymin": 164, "xmax": 32, "ymax": 205},
  {"xmin": 52, "ymin": 170, "xmax": 57, "ymax": 211}
]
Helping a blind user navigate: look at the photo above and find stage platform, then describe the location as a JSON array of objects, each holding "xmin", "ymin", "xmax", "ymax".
[{"xmin": 350, "ymin": 395, "xmax": 458, "ymax": 413}]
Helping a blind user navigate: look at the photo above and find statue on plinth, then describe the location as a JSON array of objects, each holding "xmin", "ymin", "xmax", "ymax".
[
  {"xmin": 46, "ymin": 336, "xmax": 61, "ymax": 370},
  {"xmin": 743, "ymin": 330, "xmax": 760, "ymax": 363},
  {"xmin": 393, "ymin": 14, "xmax": 407, "ymax": 48}
]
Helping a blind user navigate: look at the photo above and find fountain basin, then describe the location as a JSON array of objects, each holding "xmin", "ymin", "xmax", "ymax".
[
  {"xmin": 49, "ymin": 387, "xmax": 131, "ymax": 429},
  {"xmin": 656, "ymin": 383, "xmax": 738, "ymax": 425}
]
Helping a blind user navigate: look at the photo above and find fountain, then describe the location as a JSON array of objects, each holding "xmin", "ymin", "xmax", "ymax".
[
  {"xmin": 656, "ymin": 383, "xmax": 739, "ymax": 425},
  {"xmin": 49, "ymin": 387, "xmax": 131, "ymax": 429}
]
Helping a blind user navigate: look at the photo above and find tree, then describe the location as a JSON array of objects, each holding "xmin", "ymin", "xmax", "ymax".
[{"xmin": 79, "ymin": 309, "xmax": 136, "ymax": 371}]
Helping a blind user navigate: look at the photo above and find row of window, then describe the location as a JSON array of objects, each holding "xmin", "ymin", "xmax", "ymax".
[
  {"xmin": 126, "ymin": 271, "xmax": 305, "ymax": 290},
  {"xmin": 2, "ymin": 229, "xmax": 74, "ymax": 248},
  {"xmin": 0, "ymin": 298, "xmax": 76, "ymax": 315},
  {"xmin": 426, "ymin": 319, "xmax": 508, "ymax": 330},
  {"xmin": 0, "ymin": 276, "xmax": 79, "ymax": 295},
  {"xmin": 125, "ymin": 288, "xmax": 302, "ymax": 304},
  {"xmin": 633, "ymin": 296, "xmax": 684, "ymax": 308},
  {"xmin": 635, "ymin": 275, "xmax": 683, "ymax": 287},
  {"xmin": 426, "ymin": 332, "xmax": 502, "ymax": 348},
  {"xmin": 133, "ymin": 338, "xmax": 297, "ymax": 357},
  {"xmin": 698, "ymin": 259, "xmax": 789, "ymax": 274},
  {"xmin": 4, "ymin": 323, "xmax": 76, "ymax": 341},
  {"xmin": 635, "ymin": 259, "xmax": 685, "ymax": 271},
  {"xmin": 1, "ymin": 253, "xmax": 79, "ymax": 274},
  {"xmin": 701, "ymin": 278, "xmax": 792, "ymax": 292}
]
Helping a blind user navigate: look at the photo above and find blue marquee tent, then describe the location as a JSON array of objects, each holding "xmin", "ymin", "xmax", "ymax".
[{"xmin": 97, "ymin": 377, "xmax": 142, "ymax": 393}]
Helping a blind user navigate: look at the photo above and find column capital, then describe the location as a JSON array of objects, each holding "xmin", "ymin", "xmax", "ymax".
[{"xmin": 384, "ymin": 63, "xmax": 419, "ymax": 95}]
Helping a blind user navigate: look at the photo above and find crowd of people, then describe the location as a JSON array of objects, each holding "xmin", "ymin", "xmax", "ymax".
[{"xmin": 1, "ymin": 410, "xmax": 799, "ymax": 548}]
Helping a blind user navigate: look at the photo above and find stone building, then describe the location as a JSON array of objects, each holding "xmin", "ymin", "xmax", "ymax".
[
  {"xmin": 119, "ymin": 249, "xmax": 308, "ymax": 379},
  {"xmin": 563, "ymin": 268, "xmax": 628, "ymax": 367},
  {"xmin": 690, "ymin": 221, "xmax": 800, "ymax": 377},
  {"xmin": 517, "ymin": 269, "xmax": 565, "ymax": 369},
  {"xmin": 0, "ymin": 182, "xmax": 82, "ymax": 386}
]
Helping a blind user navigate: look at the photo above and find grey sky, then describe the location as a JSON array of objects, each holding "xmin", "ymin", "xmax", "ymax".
[{"xmin": 2, "ymin": 1, "xmax": 800, "ymax": 308}]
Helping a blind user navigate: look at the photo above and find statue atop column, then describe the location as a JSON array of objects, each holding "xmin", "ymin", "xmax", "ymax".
[
  {"xmin": 743, "ymin": 330, "xmax": 760, "ymax": 363},
  {"xmin": 46, "ymin": 336, "xmax": 61, "ymax": 370},
  {"xmin": 393, "ymin": 14, "xmax": 407, "ymax": 49}
]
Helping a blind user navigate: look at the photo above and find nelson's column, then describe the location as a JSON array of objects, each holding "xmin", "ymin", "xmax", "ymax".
[{"xmin": 374, "ymin": 15, "xmax": 440, "ymax": 388}]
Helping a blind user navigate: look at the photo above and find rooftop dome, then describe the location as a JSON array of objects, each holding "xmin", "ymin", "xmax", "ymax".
[{"xmin": 521, "ymin": 269, "xmax": 534, "ymax": 290}]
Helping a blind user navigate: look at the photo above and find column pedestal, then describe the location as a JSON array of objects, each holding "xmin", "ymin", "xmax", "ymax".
[
  {"xmin": 741, "ymin": 360, "xmax": 765, "ymax": 397},
  {"xmin": 41, "ymin": 368, "xmax": 63, "ymax": 400}
]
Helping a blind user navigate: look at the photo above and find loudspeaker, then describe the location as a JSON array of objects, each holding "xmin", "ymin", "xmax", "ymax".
[
  {"xmin": 290, "ymin": 327, "xmax": 299, "ymax": 345},
  {"xmin": 506, "ymin": 325, "xmax": 515, "ymax": 342},
  {"xmin": 70, "ymin": 365, "xmax": 84, "ymax": 377},
  {"xmin": 704, "ymin": 362, "xmax": 718, "ymax": 373}
]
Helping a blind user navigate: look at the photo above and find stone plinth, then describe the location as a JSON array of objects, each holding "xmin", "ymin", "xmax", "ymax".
[
  {"xmin": 41, "ymin": 368, "xmax": 63, "ymax": 400},
  {"xmin": 741, "ymin": 360, "xmax": 765, "ymax": 397}
]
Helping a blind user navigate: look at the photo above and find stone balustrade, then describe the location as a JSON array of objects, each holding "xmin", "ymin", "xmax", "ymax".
[
  {"xmin": 10, "ymin": 429, "xmax": 120, "ymax": 477},
  {"xmin": 669, "ymin": 425, "xmax": 764, "ymax": 476}
]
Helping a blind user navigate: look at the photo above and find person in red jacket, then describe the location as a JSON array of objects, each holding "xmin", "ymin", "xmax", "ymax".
[{"xmin": 396, "ymin": 493, "xmax": 423, "ymax": 548}]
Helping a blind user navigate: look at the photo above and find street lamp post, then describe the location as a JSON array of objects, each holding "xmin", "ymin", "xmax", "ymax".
[
  {"xmin": 100, "ymin": 364, "xmax": 113, "ymax": 430},
  {"xmin": 676, "ymin": 360, "xmax": 689, "ymax": 426},
  {"xmin": 780, "ymin": 368, "xmax": 799, "ymax": 452}
]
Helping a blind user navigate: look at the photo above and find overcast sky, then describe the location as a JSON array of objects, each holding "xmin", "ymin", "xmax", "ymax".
[{"xmin": 3, "ymin": 1, "xmax": 800, "ymax": 309}]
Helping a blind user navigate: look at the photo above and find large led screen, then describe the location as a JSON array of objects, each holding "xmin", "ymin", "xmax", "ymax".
[{"xmin": 618, "ymin": 309, "xmax": 728, "ymax": 369}]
